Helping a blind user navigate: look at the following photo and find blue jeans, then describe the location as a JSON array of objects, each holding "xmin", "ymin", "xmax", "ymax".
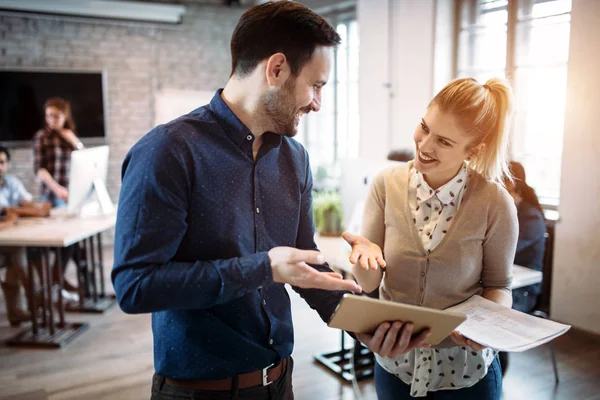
[
  {"xmin": 41, "ymin": 193, "xmax": 67, "ymax": 208},
  {"xmin": 375, "ymin": 356, "xmax": 502, "ymax": 400}
]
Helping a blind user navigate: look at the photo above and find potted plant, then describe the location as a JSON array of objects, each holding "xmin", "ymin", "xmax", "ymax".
[{"xmin": 313, "ymin": 190, "xmax": 343, "ymax": 236}]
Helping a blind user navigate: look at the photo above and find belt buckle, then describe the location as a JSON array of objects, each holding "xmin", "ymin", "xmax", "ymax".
[{"xmin": 262, "ymin": 363, "xmax": 275, "ymax": 386}]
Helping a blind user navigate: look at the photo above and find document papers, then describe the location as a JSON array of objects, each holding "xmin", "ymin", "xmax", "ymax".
[{"xmin": 446, "ymin": 295, "xmax": 571, "ymax": 352}]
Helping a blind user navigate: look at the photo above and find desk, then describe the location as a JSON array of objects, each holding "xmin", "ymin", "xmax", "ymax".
[
  {"xmin": 313, "ymin": 234, "xmax": 544, "ymax": 382},
  {"xmin": 0, "ymin": 212, "xmax": 116, "ymax": 347}
]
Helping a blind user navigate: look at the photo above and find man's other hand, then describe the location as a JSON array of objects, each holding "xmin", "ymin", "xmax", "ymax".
[{"xmin": 269, "ymin": 246, "xmax": 362, "ymax": 293}]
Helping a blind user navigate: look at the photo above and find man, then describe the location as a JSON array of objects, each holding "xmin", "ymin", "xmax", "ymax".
[
  {"xmin": 0, "ymin": 145, "xmax": 50, "ymax": 326},
  {"xmin": 0, "ymin": 146, "xmax": 50, "ymax": 218},
  {"xmin": 112, "ymin": 2, "xmax": 363, "ymax": 399}
]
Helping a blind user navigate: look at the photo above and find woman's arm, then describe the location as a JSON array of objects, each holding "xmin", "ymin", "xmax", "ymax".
[
  {"xmin": 482, "ymin": 287, "xmax": 512, "ymax": 307},
  {"xmin": 36, "ymin": 168, "xmax": 68, "ymax": 200},
  {"xmin": 480, "ymin": 186, "xmax": 519, "ymax": 306},
  {"xmin": 451, "ymin": 186, "xmax": 518, "ymax": 350},
  {"xmin": 59, "ymin": 129, "xmax": 83, "ymax": 150},
  {"xmin": 349, "ymin": 172, "xmax": 388, "ymax": 293},
  {"xmin": 345, "ymin": 232, "xmax": 384, "ymax": 293}
]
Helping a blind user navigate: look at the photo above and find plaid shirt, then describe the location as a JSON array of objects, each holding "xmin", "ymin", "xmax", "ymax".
[{"xmin": 33, "ymin": 129, "xmax": 75, "ymax": 197}]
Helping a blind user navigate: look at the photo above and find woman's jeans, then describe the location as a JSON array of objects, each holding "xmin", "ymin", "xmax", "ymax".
[{"xmin": 374, "ymin": 356, "xmax": 502, "ymax": 399}]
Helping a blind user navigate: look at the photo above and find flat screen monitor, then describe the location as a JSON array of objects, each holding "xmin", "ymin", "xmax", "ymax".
[
  {"xmin": 67, "ymin": 145, "xmax": 112, "ymax": 216},
  {"xmin": 0, "ymin": 69, "xmax": 107, "ymax": 147}
]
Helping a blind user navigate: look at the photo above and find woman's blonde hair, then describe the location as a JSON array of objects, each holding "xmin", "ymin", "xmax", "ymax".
[{"xmin": 429, "ymin": 77, "xmax": 514, "ymax": 183}]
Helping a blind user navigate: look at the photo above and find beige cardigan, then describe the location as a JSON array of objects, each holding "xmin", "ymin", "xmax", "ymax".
[{"xmin": 362, "ymin": 162, "xmax": 518, "ymax": 310}]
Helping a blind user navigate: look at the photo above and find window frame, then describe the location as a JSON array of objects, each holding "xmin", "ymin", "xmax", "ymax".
[
  {"xmin": 453, "ymin": 0, "xmax": 570, "ymax": 208},
  {"xmin": 299, "ymin": 7, "xmax": 357, "ymax": 174}
]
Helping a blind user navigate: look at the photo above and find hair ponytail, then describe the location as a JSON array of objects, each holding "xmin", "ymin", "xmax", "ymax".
[{"xmin": 430, "ymin": 77, "xmax": 515, "ymax": 183}]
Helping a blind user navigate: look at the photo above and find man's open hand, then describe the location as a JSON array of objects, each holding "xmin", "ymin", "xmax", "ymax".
[{"xmin": 269, "ymin": 247, "xmax": 362, "ymax": 293}]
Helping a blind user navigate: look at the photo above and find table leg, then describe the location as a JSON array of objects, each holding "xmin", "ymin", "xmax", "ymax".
[
  {"xmin": 64, "ymin": 235, "xmax": 116, "ymax": 314},
  {"xmin": 38, "ymin": 249, "xmax": 49, "ymax": 328},
  {"xmin": 43, "ymin": 249, "xmax": 55, "ymax": 335},
  {"xmin": 27, "ymin": 250, "xmax": 38, "ymax": 335},
  {"xmin": 97, "ymin": 233, "xmax": 105, "ymax": 297},
  {"xmin": 88, "ymin": 237, "xmax": 98, "ymax": 303},
  {"xmin": 55, "ymin": 247, "xmax": 65, "ymax": 328},
  {"xmin": 5, "ymin": 246, "xmax": 89, "ymax": 348},
  {"xmin": 78, "ymin": 241, "xmax": 87, "ymax": 309}
]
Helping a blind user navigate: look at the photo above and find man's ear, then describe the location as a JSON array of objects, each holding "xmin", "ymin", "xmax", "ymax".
[
  {"xmin": 265, "ymin": 53, "xmax": 291, "ymax": 88},
  {"xmin": 467, "ymin": 142, "xmax": 486, "ymax": 161}
]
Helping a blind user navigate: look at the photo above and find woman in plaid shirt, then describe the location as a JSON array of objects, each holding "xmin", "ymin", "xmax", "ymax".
[
  {"xmin": 33, "ymin": 97, "xmax": 83, "ymax": 208},
  {"xmin": 33, "ymin": 97, "xmax": 84, "ymax": 295}
]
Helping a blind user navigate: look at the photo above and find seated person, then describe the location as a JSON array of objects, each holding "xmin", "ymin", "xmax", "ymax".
[
  {"xmin": 387, "ymin": 148, "xmax": 415, "ymax": 162},
  {"xmin": 0, "ymin": 145, "xmax": 49, "ymax": 325},
  {"xmin": 0, "ymin": 225, "xmax": 30, "ymax": 326},
  {"xmin": 504, "ymin": 161, "xmax": 546, "ymax": 313},
  {"xmin": 499, "ymin": 161, "xmax": 546, "ymax": 375}
]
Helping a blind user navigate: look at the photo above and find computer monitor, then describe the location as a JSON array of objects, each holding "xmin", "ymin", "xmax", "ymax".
[
  {"xmin": 67, "ymin": 145, "xmax": 113, "ymax": 216},
  {"xmin": 339, "ymin": 158, "xmax": 404, "ymax": 233}
]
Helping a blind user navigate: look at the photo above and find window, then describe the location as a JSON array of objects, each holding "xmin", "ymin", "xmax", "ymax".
[
  {"xmin": 456, "ymin": 0, "xmax": 572, "ymax": 204},
  {"xmin": 295, "ymin": 16, "xmax": 359, "ymax": 189}
]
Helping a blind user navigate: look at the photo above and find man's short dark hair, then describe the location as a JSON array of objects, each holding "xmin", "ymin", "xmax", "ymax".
[
  {"xmin": 0, "ymin": 145, "xmax": 10, "ymax": 161},
  {"xmin": 230, "ymin": 1, "xmax": 341, "ymax": 78},
  {"xmin": 387, "ymin": 149, "xmax": 414, "ymax": 162}
]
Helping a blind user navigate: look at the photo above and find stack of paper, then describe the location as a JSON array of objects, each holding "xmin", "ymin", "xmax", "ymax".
[{"xmin": 446, "ymin": 295, "xmax": 570, "ymax": 352}]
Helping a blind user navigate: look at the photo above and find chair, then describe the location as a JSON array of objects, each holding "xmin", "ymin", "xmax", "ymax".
[{"xmin": 529, "ymin": 228, "xmax": 560, "ymax": 384}]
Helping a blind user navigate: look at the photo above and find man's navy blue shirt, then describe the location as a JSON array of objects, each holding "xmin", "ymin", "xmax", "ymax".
[{"xmin": 112, "ymin": 90, "xmax": 345, "ymax": 380}]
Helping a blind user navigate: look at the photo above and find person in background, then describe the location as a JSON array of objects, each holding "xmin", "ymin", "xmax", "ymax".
[
  {"xmin": 499, "ymin": 161, "xmax": 546, "ymax": 375},
  {"xmin": 0, "ymin": 212, "xmax": 29, "ymax": 326},
  {"xmin": 33, "ymin": 97, "xmax": 83, "ymax": 294},
  {"xmin": 33, "ymin": 97, "xmax": 83, "ymax": 208},
  {"xmin": 0, "ymin": 145, "xmax": 50, "ymax": 326},
  {"xmin": 112, "ymin": 3, "xmax": 365, "ymax": 399},
  {"xmin": 344, "ymin": 77, "xmax": 518, "ymax": 399},
  {"xmin": 504, "ymin": 161, "xmax": 546, "ymax": 313},
  {"xmin": 387, "ymin": 148, "xmax": 415, "ymax": 163}
]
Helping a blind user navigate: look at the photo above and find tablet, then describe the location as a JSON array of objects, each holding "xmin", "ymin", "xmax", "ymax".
[{"xmin": 328, "ymin": 294, "xmax": 467, "ymax": 345}]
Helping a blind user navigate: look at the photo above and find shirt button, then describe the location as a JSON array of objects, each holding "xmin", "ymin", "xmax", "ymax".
[
  {"xmin": 256, "ymin": 207, "xmax": 260, "ymax": 213},
  {"xmin": 269, "ymin": 339, "xmax": 274, "ymax": 345},
  {"xmin": 263, "ymin": 300, "xmax": 266, "ymax": 306},
  {"xmin": 246, "ymin": 134, "xmax": 253, "ymax": 141},
  {"xmin": 421, "ymin": 271, "xmax": 426, "ymax": 277}
]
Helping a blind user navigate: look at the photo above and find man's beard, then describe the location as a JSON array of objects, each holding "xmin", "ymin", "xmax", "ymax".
[{"xmin": 260, "ymin": 77, "xmax": 309, "ymax": 137}]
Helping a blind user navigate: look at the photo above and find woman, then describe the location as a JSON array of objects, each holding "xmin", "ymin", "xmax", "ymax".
[
  {"xmin": 33, "ymin": 97, "xmax": 83, "ymax": 295},
  {"xmin": 504, "ymin": 161, "xmax": 546, "ymax": 313},
  {"xmin": 498, "ymin": 161, "xmax": 547, "ymax": 375},
  {"xmin": 33, "ymin": 97, "xmax": 84, "ymax": 207},
  {"xmin": 345, "ymin": 78, "xmax": 518, "ymax": 399}
]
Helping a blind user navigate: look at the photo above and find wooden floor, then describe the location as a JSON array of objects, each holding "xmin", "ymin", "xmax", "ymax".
[{"xmin": 1, "ymin": 249, "xmax": 599, "ymax": 400}]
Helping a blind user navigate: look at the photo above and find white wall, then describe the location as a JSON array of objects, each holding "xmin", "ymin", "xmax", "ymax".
[
  {"xmin": 551, "ymin": 0, "xmax": 600, "ymax": 334},
  {"xmin": 433, "ymin": 0, "xmax": 456, "ymax": 95},
  {"xmin": 389, "ymin": 0, "xmax": 436, "ymax": 151},
  {"xmin": 358, "ymin": 0, "xmax": 441, "ymax": 160},
  {"xmin": 357, "ymin": 0, "xmax": 392, "ymax": 160}
]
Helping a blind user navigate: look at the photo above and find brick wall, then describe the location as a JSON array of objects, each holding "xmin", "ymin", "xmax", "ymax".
[{"xmin": 0, "ymin": 4, "xmax": 244, "ymax": 211}]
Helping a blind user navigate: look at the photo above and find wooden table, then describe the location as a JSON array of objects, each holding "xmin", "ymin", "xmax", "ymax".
[
  {"xmin": 313, "ymin": 234, "xmax": 544, "ymax": 382},
  {"xmin": 0, "ymin": 211, "xmax": 116, "ymax": 347}
]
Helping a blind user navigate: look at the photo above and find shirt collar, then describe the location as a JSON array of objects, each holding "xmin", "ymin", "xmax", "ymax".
[
  {"xmin": 209, "ymin": 89, "xmax": 282, "ymax": 151},
  {"xmin": 414, "ymin": 164, "xmax": 468, "ymax": 206}
]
